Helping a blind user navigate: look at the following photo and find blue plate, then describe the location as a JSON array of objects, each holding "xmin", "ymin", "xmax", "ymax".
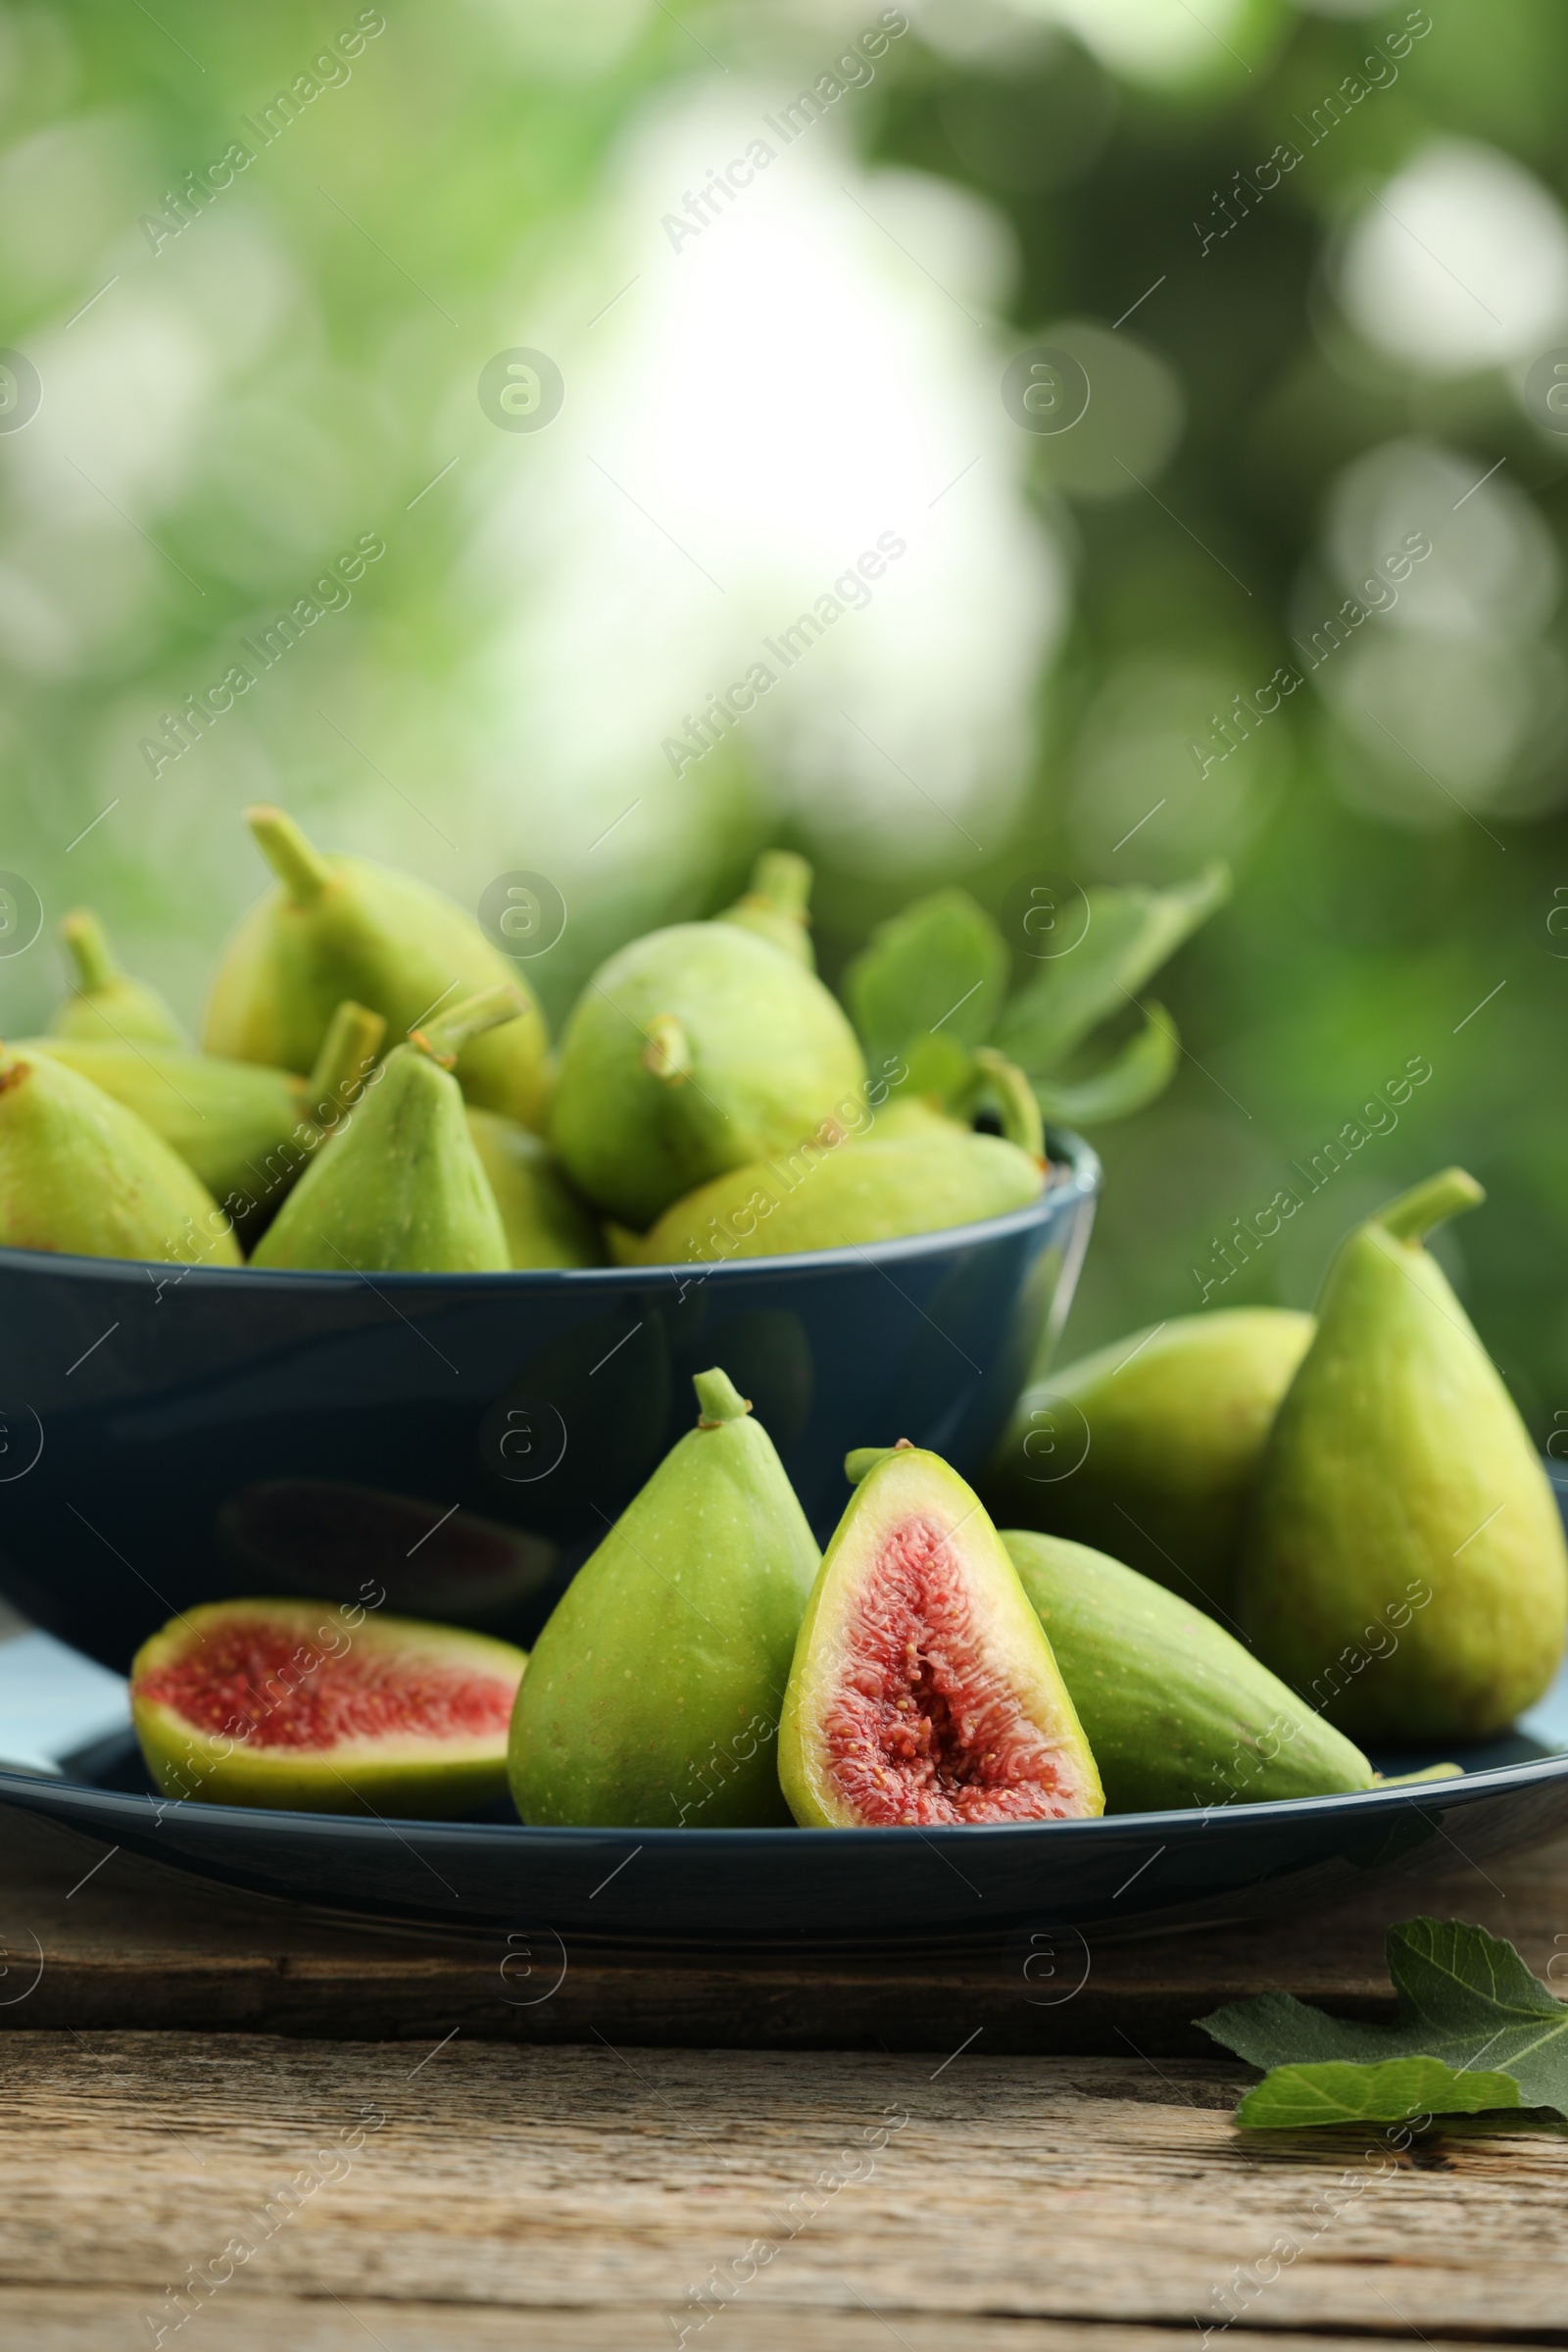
[
  {"xmin": 0, "ymin": 1135, "xmax": 1098, "ymax": 1671},
  {"xmin": 0, "ymin": 1629, "xmax": 1563, "ymax": 1954},
  {"xmin": 0, "ymin": 1671, "xmax": 1564, "ymax": 1948}
]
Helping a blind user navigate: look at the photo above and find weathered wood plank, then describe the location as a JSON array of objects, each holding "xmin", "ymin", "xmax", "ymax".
[
  {"xmin": 0, "ymin": 2300, "xmax": 1548, "ymax": 2352},
  {"xmin": 0, "ymin": 2035, "xmax": 1564, "ymax": 2341},
  {"xmin": 2, "ymin": 1804, "xmax": 1565, "ymax": 2051},
  {"xmin": 0, "ymin": 2302, "xmax": 1543, "ymax": 2352}
]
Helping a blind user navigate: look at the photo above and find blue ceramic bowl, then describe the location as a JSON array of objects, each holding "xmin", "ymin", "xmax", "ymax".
[{"xmin": 0, "ymin": 1131, "xmax": 1100, "ymax": 1673}]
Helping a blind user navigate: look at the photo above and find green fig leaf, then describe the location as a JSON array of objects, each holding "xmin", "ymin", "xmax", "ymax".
[
  {"xmin": 846, "ymin": 890, "xmax": 1008, "ymax": 1069},
  {"xmin": 994, "ymin": 863, "xmax": 1229, "ymax": 1076},
  {"xmin": 1030, "ymin": 1003, "xmax": 1179, "ymax": 1126},
  {"xmin": 1237, "ymin": 2058, "xmax": 1522, "ymax": 2132},
  {"xmin": 1200, "ymin": 1918, "xmax": 1568, "ymax": 2128}
]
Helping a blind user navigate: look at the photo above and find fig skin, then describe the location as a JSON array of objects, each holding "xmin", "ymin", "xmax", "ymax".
[
  {"xmin": 251, "ymin": 990, "xmax": 517, "ymax": 1273},
  {"xmin": 49, "ymin": 908, "xmax": 188, "ymax": 1049},
  {"xmin": 130, "ymin": 1598, "xmax": 527, "ymax": 1817},
  {"xmin": 779, "ymin": 1446, "xmax": 1102, "ymax": 1829},
  {"xmin": 25, "ymin": 1004, "xmax": 385, "ymax": 1232},
  {"xmin": 1237, "ymin": 1169, "xmax": 1568, "ymax": 1745},
  {"xmin": 627, "ymin": 1129, "xmax": 1044, "ymax": 1267},
  {"xmin": 0, "ymin": 1044, "xmax": 241, "ymax": 1265},
  {"xmin": 466, "ymin": 1108, "xmax": 606, "ymax": 1268},
  {"xmin": 1001, "ymin": 1529, "xmax": 1374, "ymax": 1812},
  {"xmin": 508, "ymin": 1369, "xmax": 819, "ymax": 1829},
  {"xmin": 204, "ymin": 805, "xmax": 552, "ymax": 1131},
  {"xmin": 859, "ymin": 1093, "xmax": 966, "ymax": 1141},
  {"xmin": 981, "ymin": 1308, "xmax": 1315, "ymax": 1623},
  {"xmin": 27, "ymin": 1038, "xmax": 308, "ymax": 1207},
  {"xmin": 548, "ymin": 922, "xmax": 867, "ymax": 1231}
]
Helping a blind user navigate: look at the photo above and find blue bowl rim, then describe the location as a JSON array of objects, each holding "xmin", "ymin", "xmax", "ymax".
[{"xmin": 0, "ymin": 1128, "xmax": 1102, "ymax": 1292}]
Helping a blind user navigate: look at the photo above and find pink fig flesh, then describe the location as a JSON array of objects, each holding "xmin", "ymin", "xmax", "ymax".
[
  {"xmin": 130, "ymin": 1598, "xmax": 527, "ymax": 1818},
  {"xmin": 780, "ymin": 1448, "xmax": 1102, "ymax": 1828}
]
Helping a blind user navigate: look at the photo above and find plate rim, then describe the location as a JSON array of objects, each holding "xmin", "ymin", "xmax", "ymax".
[{"xmin": 3, "ymin": 1740, "xmax": 1564, "ymax": 1849}]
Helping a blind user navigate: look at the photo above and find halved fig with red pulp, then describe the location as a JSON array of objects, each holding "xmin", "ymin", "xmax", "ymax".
[
  {"xmin": 130, "ymin": 1598, "xmax": 527, "ymax": 1818},
  {"xmin": 778, "ymin": 1445, "xmax": 1102, "ymax": 1828}
]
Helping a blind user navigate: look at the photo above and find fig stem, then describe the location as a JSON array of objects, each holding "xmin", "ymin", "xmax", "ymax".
[
  {"xmin": 60, "ymin": 909, "xmax": 117, "ymax": 995},
  {"xmin": 975, "ymin": 1049, "xmax": 1045, "ymax": 1162},
  {"xmin": 1377, "ymin": 1167, "xmax": 1484, "ymax": 1245},
  {"xmin": 845, "ymin": 1441, "xmax": 914, "ymax": 1484},
  {"xmin": 412, "ymin": 984, "xmax": 523, "ymax": 1067},
  {"xmin": 247, "ymin": 805, "xmax": 332, "ymax": 906},
  {"xmin": 693, "ymin": 1367, "xmax": 751, "ymax": 1424},
  {"xmin": 307, "ymin": 1001, "xmax": 387, "ymax": 1119},
  {"xmin": 642, "ymin": 1013, "xmax": 692, "ymax": 1085},
  {"xmin": 743, "ymin": 850, "xmax": 812, "ymax": 923}
]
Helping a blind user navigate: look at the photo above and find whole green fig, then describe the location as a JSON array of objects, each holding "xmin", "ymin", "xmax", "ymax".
[
  {"xmin": 250, "ymin": 988, "xmax": 519, "ymax": 1273},
  {"xmin": 30, "ymin": 1002, "xmax": 385, "ymax": 1228},
  {"xmin": 0, "ymin": 1044, "xmax": 240, "ymax": 1264},
  {"xmin": 1002, "ymin": 1529, "xmax": 1374, "ymax": 1811},
  {"xmin": 1237, "ymin": 1170, "xmax": 1568, "ymax": 1744},
  {"xmin": 549, "ymin": 920, "xmax": 866, "ymax": 1230},
  {"xmin": 204, "ymin": 805, "xmax": 552, "ymax": 1130},
  {"xmin": 49, "ymin": 909, "xmax": 187, "ymax": 1049},
  {"xmin": 508, "ymin": 1369, "xmax": 819, "ymax": 1828},
  {"xmin": 626, "ymin": 1128, "xmax": 1043, "ymax": 1267},
  {"xmin": 466, "ymin": 1108, "xmax": 605, "ymax": 1268},
  {"xmin": 981, "ymin": 1308, "xmax": 1315, "ymax": 1623}
]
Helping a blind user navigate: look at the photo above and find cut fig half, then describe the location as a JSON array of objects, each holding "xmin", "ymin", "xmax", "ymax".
[
  {"xmin": 779, "ymin": 1446, "xmax": 1103, "ymax": 1828},
  {"xmin": 130, "ymin": 1599, "xmax": 527, "ymax": 1818}
]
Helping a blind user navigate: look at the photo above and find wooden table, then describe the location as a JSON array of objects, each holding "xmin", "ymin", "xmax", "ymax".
[{"xmin": 2, "ymin": 1800, "xmax": 1565, "ymax": 2349}]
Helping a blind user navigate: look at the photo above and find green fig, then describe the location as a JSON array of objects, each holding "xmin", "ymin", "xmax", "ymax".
[
  {"xmin": 1237, "ymin": 1170, "xmax": 1568, "ymax": 1743},
  {"xmin": 716, "ymin": 849, "xmax": 815, "ymax": 966},
  {"xmin": 0, "ymin": 1042, "xmax": 241, "ymax": 1264},
  {"xmin": 627, "ymin": 1128, "xmax": 1043, "ymax": 1267},
  {"xmin": 250, "ymin": 988, "xmax": 519, "ymax": 1273},
  {"xmin": 508, "ymin": 1368, "xmax": 820, "ymax": 1827},
  {"xmin": 131, "ymin": 1598, "xmax": 527, "ymax": 1817},
  {"xmin": 29, "ymin": 1002, "xmax": 386, "ymax": 1227},
  {"xmin": 466, "ymin": 1107, "xmax": 606, "ymax": 1268},
  {"xmin": 778, "ymin": 1444, "xmax": 1102, "ymax": 1826},
  {"xmin": 203, "ymin": 805, "xmax": 552, "ymax": 1129},
  {"xmin": 548, "ymin": 920, "xmax": 866, "ymax": 1230},
  {"xmin": 1001, "ymin": 1529, "xmax": 1374, "ymax": 1811},
  {"xmin": 861, "ymin": 1092, "xmax": 965, "ymax": 1141},
  {"xmin": 49, "ymin": 908, "xmax": 187, "ymax": 1048},
  {"xmin": 981, "ymin": 1309, "xmax": 1315, "ymax": 1623}
]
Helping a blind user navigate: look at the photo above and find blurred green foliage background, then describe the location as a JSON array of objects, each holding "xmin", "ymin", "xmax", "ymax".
[{"xmin": 3, "ymin": 0, "xmax": 1568, "ymax": 1432}]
